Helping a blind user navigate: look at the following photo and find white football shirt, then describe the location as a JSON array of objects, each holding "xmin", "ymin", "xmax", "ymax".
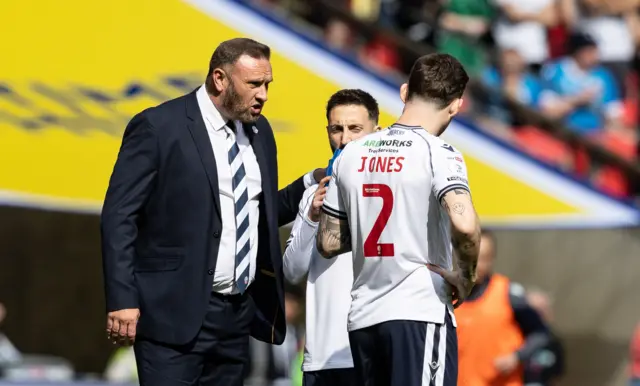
[
  {"xmin": 283, "ymin": 185, "xmax": 354, "ymax": 371},
  {"xmin": 322, "ymin": 124, "xmax": 472, "ymax": 331}
]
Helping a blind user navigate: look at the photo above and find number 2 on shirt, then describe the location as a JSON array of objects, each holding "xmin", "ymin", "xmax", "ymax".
[{"xmin": 362, "ymin": 183, "xmax": 395, "ymax": 257}]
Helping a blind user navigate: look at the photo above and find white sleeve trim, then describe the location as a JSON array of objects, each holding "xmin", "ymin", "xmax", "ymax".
[
  {"xmin": 283, "ymin": 187, "xmax": 317, "ymax": 283},
  {"xmin": 321, "ymin": 203, "xmax": 348, "ymax": 219}
]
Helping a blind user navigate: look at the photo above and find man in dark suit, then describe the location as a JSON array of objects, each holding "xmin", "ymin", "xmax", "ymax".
[{"xmin": 101, "ymin": 38, "xmax": 323, "ymax": 386}]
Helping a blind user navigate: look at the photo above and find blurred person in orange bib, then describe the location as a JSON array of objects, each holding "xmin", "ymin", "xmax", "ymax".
[
  {"xmin": 455, "ymin": 230, "xmax": 551, "ymax": 386},
  {"xmin": 630, "ymin": 322, "xmax": 640, "ymax": 386}
]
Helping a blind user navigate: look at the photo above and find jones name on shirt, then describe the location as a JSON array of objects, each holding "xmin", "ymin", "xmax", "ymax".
[{"xmin": 356, "ymin": 156, "xmax": 405, "ymax": 173}]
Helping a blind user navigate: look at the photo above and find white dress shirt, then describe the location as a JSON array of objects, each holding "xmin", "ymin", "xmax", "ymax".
[
  {"xmin": 196, "ymin": 85, "xmax": 316, "ymax": 294},
  {"xmin": 197, "ymin": 85, "xmax": 262, "ymax": 294}
]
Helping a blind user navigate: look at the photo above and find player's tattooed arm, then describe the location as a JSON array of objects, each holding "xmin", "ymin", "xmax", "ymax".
[
  {"xmin": 441, "ymin": 188, "xmax": 481, "ymax": 283},
  {"xmin": 316, "ymin": 212, "xmax": 352, "ymax": 259}
]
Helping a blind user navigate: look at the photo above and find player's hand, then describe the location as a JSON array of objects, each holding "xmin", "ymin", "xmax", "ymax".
[
  {"xmin": 107, "ymin": 308, "xmax": 140, "ymax": 346},
  {"xmin": 494, "ymin": 352, "xmax": 520, "ymax": 374},
  {"xmin": 308, "ymin": 176, "xmax": 331, "ymax": 223},
  {"xmin": 427, "ymin": 264, "xmax": 474, "ymax": 308}
]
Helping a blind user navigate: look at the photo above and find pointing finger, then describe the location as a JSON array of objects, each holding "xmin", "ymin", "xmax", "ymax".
[{"xmin": 318, "ymin": 176, "xmax": 331, "ymax": 187}]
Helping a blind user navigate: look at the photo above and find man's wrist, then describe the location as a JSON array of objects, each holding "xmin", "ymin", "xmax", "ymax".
[
  {"xmin": 304, "ymin": 212, "xmax": 320, "ymax": 226},
  {"xmin": 457, "ymin": 259, "xmax": 477, "ymax": 283}
]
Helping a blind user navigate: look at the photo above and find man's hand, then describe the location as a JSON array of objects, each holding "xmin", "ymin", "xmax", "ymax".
[
  {"xmin": 427, "ymin": 264, "xmax": 475, "ymax": 308},
  {"xmin": 107, "ymin": 308, "xmax": 140, "ymax": 346},
  {"xmin": 307, "ymin": 176, "xmax": 331, "ymax": 222},
  {"xmin": 494, "ymin": 352, "xmax": 520, "ymax": 374},
  {"xmin": 312, "ymin": 168, "xmax": 327, "ymax": 183}
]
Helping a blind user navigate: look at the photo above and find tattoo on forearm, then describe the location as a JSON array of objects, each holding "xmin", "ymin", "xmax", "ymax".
[
  {"xmin": 316, "ymin": 213, "xmax": 351, "ymax": 258},
  {"xmin": 452, "ymin": 203, "xmax": 465, "ymax": 215},
  {"xmin": 452, "ymin": 223, "xmax": 480, "ymax": 282}
]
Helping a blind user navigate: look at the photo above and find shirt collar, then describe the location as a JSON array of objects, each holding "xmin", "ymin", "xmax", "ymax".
[{"xmin": 196, "ymin": 84, "xmax": 237, "ymax": 132}]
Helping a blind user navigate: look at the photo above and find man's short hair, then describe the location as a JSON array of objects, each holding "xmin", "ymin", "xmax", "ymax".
[
  {"xmin": 406, "ymin": 53, "xmax": 469, "ymax": 109},
  {"xmin": 325, "ymin": 89, "xmax": 379, "ymax": 123},
  {"xmin": 206, "ymin": 38, "xmax": 270, "ymax": 81}
]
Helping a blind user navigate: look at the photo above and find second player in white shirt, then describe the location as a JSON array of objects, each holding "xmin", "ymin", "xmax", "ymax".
[{"xmin": 283, "ymin": 89, "xmax": 381, "ymax": 386}]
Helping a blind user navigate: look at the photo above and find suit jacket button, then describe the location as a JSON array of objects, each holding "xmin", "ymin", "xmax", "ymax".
[
  {"xmin": 208, "ymin": 269, "xmax": 214, "ymax": 275},
  {"xmin": 213, "ymin": 231, "xmax": 220, "ymax": 238}
]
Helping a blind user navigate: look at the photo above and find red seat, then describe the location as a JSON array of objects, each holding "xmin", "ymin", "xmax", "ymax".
[
  {"xmin": 592, "ymin": 167, "xmax": 629, "ymax": 197},
  {"xmin": 593, "ymin": 131, "xmax": 636, "ymax": 161},
  {"xmin": 513, "ymin": 126, "xmax": 572, "ymax": 168},
  {"xmin": 622, "ymin": 99, "xmax": 638, "ymax": 129}
]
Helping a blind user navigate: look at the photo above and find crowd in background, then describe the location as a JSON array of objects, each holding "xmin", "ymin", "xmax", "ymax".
[{"xmin": 252, "ymin": 0, "xmax": 640, "ymax": 198}]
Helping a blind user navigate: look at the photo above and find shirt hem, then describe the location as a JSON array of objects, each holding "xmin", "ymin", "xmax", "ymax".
[
  {"xmin": 348, "ymin": 314, "xmax": 452, "ymax": 332},
  {"xmin": 302, "ymin": 361, "xmax": 354, "ymax": 372}
]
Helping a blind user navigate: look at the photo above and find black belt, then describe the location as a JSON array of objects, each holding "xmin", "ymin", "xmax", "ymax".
[{"xmin": 211, "ymin": 290, "xmax": 248, "ymax": 303}]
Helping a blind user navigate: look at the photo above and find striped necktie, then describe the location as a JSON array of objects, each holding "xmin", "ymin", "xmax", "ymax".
[{"xmin": 226, "ymin": 120, "xmax": 250, "ymax": 293}]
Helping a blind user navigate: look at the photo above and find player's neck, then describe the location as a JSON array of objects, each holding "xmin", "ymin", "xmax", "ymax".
[{"xmin": 396, "ymin": 103, "xmax": 446, "ymax": 137}]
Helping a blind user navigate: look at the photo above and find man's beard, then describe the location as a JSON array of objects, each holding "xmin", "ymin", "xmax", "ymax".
[{"xmin": 221, "ymin": 81, "xmax": 259, "ymax": 123}]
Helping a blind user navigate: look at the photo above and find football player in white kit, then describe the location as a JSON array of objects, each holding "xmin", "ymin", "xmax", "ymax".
[
  {"xmin": 316, "ymin": 53, "xmax": 481, "ymax": 386},
  {"xmin": 283, "ymin": 89, "xmax": 381, "ymax": 386}
]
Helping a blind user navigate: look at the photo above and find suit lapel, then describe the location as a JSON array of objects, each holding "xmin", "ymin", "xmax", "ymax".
[
  {"xmin": 244, "ymin": 122, "xmax": 273, "ymax": 221},
  {"xmin": 186, "ymin": 91, "xmax": 221, "ymax": 217}
]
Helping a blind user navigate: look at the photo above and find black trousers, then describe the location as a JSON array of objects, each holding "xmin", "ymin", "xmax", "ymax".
[
  {"xmin": 348, "ymin": 313, "xmax": 457, "ymax": 386},
  {"xmin": 134, "ymin": 291, "xmax": 254, "ymax": 386},
  {"xmin": 303, "ymin": 368, "xmax": 357, "ymax": 386}
]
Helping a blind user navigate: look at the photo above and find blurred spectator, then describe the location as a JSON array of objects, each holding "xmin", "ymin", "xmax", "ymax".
[
  {"xmin": 456, "ymin": 230, "xmax": 551, "ymax": 386},
  {"xmin": 539, "ymin": 32, "xmax": 626, "ymax": 135},
  {"xmin": 481, "ymin": 49, "xmax": 544, "ymax": 129},
  {"xmin": 437, "ymin": 0, "xmax": 495, "ymax": 76},
  {"xmin": 359, "ymin": 35, "xmax": 402, "ymax": 73},
  {"xmin": 0, "ymin": 302, "xmax": 21, "ymax": 367},
  {"xmin": 630, "ymin": 322, "xmax": 640, "ymax": 386},
  {"xmin": 560, "ymin": 0, "xmax": 639, "ymax": 95},
  {"xmin": 324, "ymin": 18, "xmax": 355, "ymax": 53},
  {"xmin": 493, "ymin": 0, "xmax": 559, "ymax": 73},
  {"xmin": 523, "ymin": 289, "xmax": 566, "ymax": 386},
  {"xmin": 350, "ymin": 0, "xmax": 381, "ymax": 22}
]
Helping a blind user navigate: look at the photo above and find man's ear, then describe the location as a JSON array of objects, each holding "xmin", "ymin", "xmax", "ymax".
[
  {"xmin": 374, "ymin": 125, "xmax": 382, "ymax": 132},
  {"xmin": 448, "ymin": 98, "xmax": 463, "ymax": 117},
  {"xmin": 211, "ymin": 68, "xmax": 228, "ymax": 93},
  {"xmin": 400, "ymin": 83, "xmax": 408, "ymax": 103}
]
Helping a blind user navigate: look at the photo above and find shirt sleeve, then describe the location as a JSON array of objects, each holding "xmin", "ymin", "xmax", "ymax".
[
  {"xmin": 431, "ymin": 140, "xmax": 471, "ymax": 203},
  {"xmin": 303, "ymin": 171, "xmax": 316, "ymax": 189},
  {"xmin": 283, "ymin": 186, "xmax": 318, "ymax": 284},
  {"xmin": 322, "ymin": 151, "xmax": 347, "ymax": 220}
]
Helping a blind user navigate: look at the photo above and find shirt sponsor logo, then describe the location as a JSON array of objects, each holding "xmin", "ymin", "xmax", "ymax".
[
  {"xmin": 448, "ymin": 162, "xmax": 464, "ymax": 174},
  {"xmin": 363, "ymin": 139, "xmax": 413, "ymax": 148},
  {"xmin": 447, "ymin": 176, "xmax": 468, "ymax": 184}
]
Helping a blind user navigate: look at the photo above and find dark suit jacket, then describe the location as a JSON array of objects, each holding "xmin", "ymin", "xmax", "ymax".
[{"xmin": 101, "ymin": 89, "xmax": 305, "ymax": 346}]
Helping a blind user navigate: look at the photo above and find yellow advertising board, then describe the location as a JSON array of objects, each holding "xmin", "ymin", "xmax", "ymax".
[{"xmin": 0, "ymin": 0, "xmax": 637, "ymax": 226}]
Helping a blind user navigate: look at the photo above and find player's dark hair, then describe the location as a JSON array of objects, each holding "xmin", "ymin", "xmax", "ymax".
[
  {"xmin": 406, "ymin": 53, "xmax": 469, "ymax": 110},
  {"xmin": 205, "ymin": 38, "xmax": 271, "ymax": 91},
  {"xmin": 326, "ymin": 89, "xmax": 379, "ymax": 124}
]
